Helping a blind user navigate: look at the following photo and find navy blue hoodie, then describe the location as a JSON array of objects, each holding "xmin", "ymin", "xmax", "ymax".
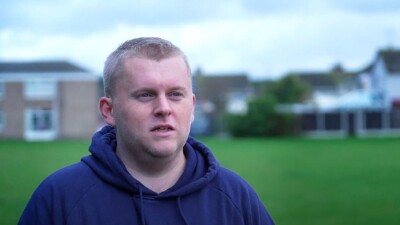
[{"xmin": 19, "ymin": 126, "xmax": 275, "ymax": 225}]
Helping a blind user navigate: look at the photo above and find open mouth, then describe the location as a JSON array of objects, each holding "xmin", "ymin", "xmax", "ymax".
[{"xmin": 151, "ymin": 125, "xmax": 174, "ymax": 132}]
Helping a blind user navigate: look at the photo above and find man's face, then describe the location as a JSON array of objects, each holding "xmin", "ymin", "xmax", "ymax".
[{"xmin": 106, "ymin": 56, "xmax": 195, "ymax": 159}]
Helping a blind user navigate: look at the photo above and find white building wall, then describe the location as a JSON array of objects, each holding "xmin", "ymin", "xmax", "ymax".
[{"xmin": 386, "ymin": 74, "xmax": 400, "ymax": 105}]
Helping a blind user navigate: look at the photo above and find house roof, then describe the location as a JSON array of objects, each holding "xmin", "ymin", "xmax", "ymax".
[
  {"xmin": 296, "ymin": 72, "xmax": 336, "ymax": 88},
  {"xmin": 199, "ymin": 74, "xmax": 249, "ymax": 89},
  {"xmin": 193, "ymin": 73, "xmax": 250, "ymax": 102},
  {"xmin": 290, "ymin": 63, "xmax": 357, "ymax": 90},
  {"xmin": 194, "ymin": 73, "xmax": 250, "ymax": 94},
  {"xmin": 357, "ymin": 48, "xmax": 400, "ymax": 75},
  {"xmin": 379, "ymin": 49, "xmax": 400, "ymax": 74},
  {"xmin": 0, "ymin": 61, "xmax": 88, "ymax": 73}
]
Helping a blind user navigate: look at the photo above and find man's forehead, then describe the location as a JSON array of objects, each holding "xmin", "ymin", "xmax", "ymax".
[{"xmin": 122, "ymin": 56, "xmax": 191, "ymax": 77}]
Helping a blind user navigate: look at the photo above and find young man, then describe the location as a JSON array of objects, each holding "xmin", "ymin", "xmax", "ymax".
[{"xmin": 19, "ymin": 37, "xmax": 275, "ymax": 225}]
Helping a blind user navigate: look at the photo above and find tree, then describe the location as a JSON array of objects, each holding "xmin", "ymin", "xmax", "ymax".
[
  {"xmin": 270, "ymin": 74, "xmax": 311, "ymax": 103},
  {"xmin": 225, "ymin": 74, "xmax": 310, "ymax": 137}
]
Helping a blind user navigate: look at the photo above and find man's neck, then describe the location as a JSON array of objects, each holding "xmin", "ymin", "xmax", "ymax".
[{"xmin": 116, "ymin": 148, "xmax": 186, "ymax": 194}]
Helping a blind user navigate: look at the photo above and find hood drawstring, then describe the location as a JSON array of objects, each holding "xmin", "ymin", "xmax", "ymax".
[
  {"xmin": 177, "ymin": 196, "xmax": 189, "ymax": 225},
  {"xmin": 134, "ymin": 185, "xmax": 146, "ymax": 225},
  {"xmin": 135, "ymin": 190, "xmax": 189, "ymax": 225}
]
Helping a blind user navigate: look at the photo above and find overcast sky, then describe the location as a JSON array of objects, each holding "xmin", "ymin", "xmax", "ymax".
[{"xmin": 1, "ymin": 0, "xmax": 399, "ymax": 79}]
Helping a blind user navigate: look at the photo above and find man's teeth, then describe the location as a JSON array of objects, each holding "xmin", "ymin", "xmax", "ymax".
[{"xmin": 156, "ymin": 127, "xmax": 170, "ymax": 131}]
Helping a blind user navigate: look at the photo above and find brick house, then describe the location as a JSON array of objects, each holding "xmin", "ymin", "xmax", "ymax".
[{"xmin": 0, "ymin": 61, "xmax": 102, "ymax": 140}]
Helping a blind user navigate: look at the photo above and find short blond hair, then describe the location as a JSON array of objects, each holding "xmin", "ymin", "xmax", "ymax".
[{"xmin": 103, "ymin": 37, "xmax": 191, "ymax": 97}]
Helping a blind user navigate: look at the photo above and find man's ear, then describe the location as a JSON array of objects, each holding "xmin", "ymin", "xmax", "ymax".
[
  {"xmin": 191, "ymin": 94, "xmax": 196, "ymax": 123},
  {"xmin": 99, "ymin": 97, "xmax": 115, "ymax": 126}
]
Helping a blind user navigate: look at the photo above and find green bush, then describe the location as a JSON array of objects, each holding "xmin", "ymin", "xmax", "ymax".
[
  {"xmin": 226, "ymin": 105, "xmax": 299, "ymax": 137},
  {"xmin": 226, "ymin": 95, "xmax": 278, "ymax": 137}
]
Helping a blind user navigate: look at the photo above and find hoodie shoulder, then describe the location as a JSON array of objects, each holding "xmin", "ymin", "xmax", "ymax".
[
  {"xmin": 212, "ymin": 167, "xmax": 256, "ymax": 196},
  {"xmin": 208, "ymin": 167, "xmax": 274, "ymax": 224},
  {"xmin": 43, "ymin": 161, "xmax": 98, "ymax": 193},
  {"xmin": 19, "ymin": 161, "xmax": 100, "ymax": 224}
]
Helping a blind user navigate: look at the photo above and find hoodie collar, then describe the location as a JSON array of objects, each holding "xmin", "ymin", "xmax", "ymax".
[{"xmin": 82, "ymin": 125, "xmax": 219, "ymax": 197}]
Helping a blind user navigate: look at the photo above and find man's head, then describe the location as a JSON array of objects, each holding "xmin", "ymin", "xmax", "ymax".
[
  {"xmin": 99, "ymin": 37, "xmax": 195, "ymax": 162},
  {"xmin": 103, "ymin": 37, "xmax": 191, "ymax": 98}
]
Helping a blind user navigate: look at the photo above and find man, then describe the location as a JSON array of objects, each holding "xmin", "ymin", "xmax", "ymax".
[{"xmin": 19, "ymin": 37, "xmax": 275, "ymax": 225}]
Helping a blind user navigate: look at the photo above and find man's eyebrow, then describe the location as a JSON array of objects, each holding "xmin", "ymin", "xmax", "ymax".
[
  {"xmin": 169, "ymin": 86, "xmax": 191, "ymax": 93},
  {"xmin": 131, "ymin": 86, "xmax": 188, "ymax": 93},
  {"xmin": 170, "ymin": 86, "xmax": 187, "ymax": 90},
  {"xmin": 130, "ymin": 87, "xmax": 156, "ymax": 95}
]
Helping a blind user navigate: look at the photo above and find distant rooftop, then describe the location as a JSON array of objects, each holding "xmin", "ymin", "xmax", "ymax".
[
  {"xmin": 0, "ymin": 61, "xmax": 88, "ymax": 73},
  {"xmin": 379, "ymin": 49, "xmax": 400, "ymax": 74},
  {"xmin": 296, "ymin": 72, "xmax": 337, "ymax": 88}
]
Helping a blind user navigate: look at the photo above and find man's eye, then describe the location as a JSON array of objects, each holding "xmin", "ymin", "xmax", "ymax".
[
  {"xmin": 171, "ymin": 92, "xmax": 183, "ymax": 97},
  {"xmin": 139, "ymin": 93, "xmax": 152, "ymax": 97},
  {"xmin": 169, "ymin": 91, "xmax": 184, "ymax": 99},
  {"xmin": 135, "ymin": 92, "xmax": 154, "ymax": 101}
]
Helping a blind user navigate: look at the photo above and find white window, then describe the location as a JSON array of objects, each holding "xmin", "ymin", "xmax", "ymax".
[
  {"xmin": 29, "ymin": 109, "xmax": 53, "ymax": 131},
  {"xmin": 25, "ymin": 108, "xmax": 56, "ymax": 140},
  {"xmin": 24, "ymin": 79, "xmax": 56, "ymax": 99}
]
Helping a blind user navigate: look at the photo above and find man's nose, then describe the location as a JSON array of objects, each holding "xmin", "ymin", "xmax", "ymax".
[{"xmin": 153, "ymin": 95, "xmax": 172, "ymax": 116}]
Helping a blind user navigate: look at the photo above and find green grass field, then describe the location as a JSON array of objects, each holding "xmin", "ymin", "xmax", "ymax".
[{"xmin": 1, "ymin": 137, "xmax": 400, "ymax": 225}]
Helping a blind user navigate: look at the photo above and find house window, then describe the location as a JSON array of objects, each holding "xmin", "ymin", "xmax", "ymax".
[
  {"xmin": 24, "ymin": 79, "xmax": 56, "ymax": 99},
  {"xmin": 25, "ymin": 108, "xmax": 56, "ymax": 140},
  {"xmin": 0, "ymin": 111, "xmax": 4, "ymax": 132},
  {"xmin": 25, "ymin": 108, "xmax": 57, "ymax": 140},
  {"xmin": 27, "ymin": 108, "xmax": 53, "ymax": 131}
]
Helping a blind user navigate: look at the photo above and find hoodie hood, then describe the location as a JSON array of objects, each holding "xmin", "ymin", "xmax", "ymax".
[{"xmin": 82, "ymin": 125, "xmax": 219, "ymax": 198}]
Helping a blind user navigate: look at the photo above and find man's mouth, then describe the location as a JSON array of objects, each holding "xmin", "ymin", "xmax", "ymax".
[{"xmin": 151, "ymin": 125, "xmax": 174, "ymax": 132}]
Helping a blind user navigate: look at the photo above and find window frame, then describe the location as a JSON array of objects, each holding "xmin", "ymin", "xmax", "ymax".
[{"xmin": 24, "ymin": 78, "xmax": 56, "ymax": 100}]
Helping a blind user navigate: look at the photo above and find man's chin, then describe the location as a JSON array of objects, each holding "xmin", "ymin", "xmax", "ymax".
[{"xmin": 147, "ymin": 142, "xmax": 181, "ymax": 158}]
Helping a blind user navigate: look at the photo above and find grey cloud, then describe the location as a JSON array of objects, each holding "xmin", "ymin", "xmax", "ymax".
[
  {"xmin": 3, "ymin": 0, "xmax": 399, "ymax": 36},
  {"xmin": 1, "ymin": 0, "xmax": 225, "ymax": 35},
  {"xmin": 331, "ymin": 0, "xmax": 400, "ymax": 13}
]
